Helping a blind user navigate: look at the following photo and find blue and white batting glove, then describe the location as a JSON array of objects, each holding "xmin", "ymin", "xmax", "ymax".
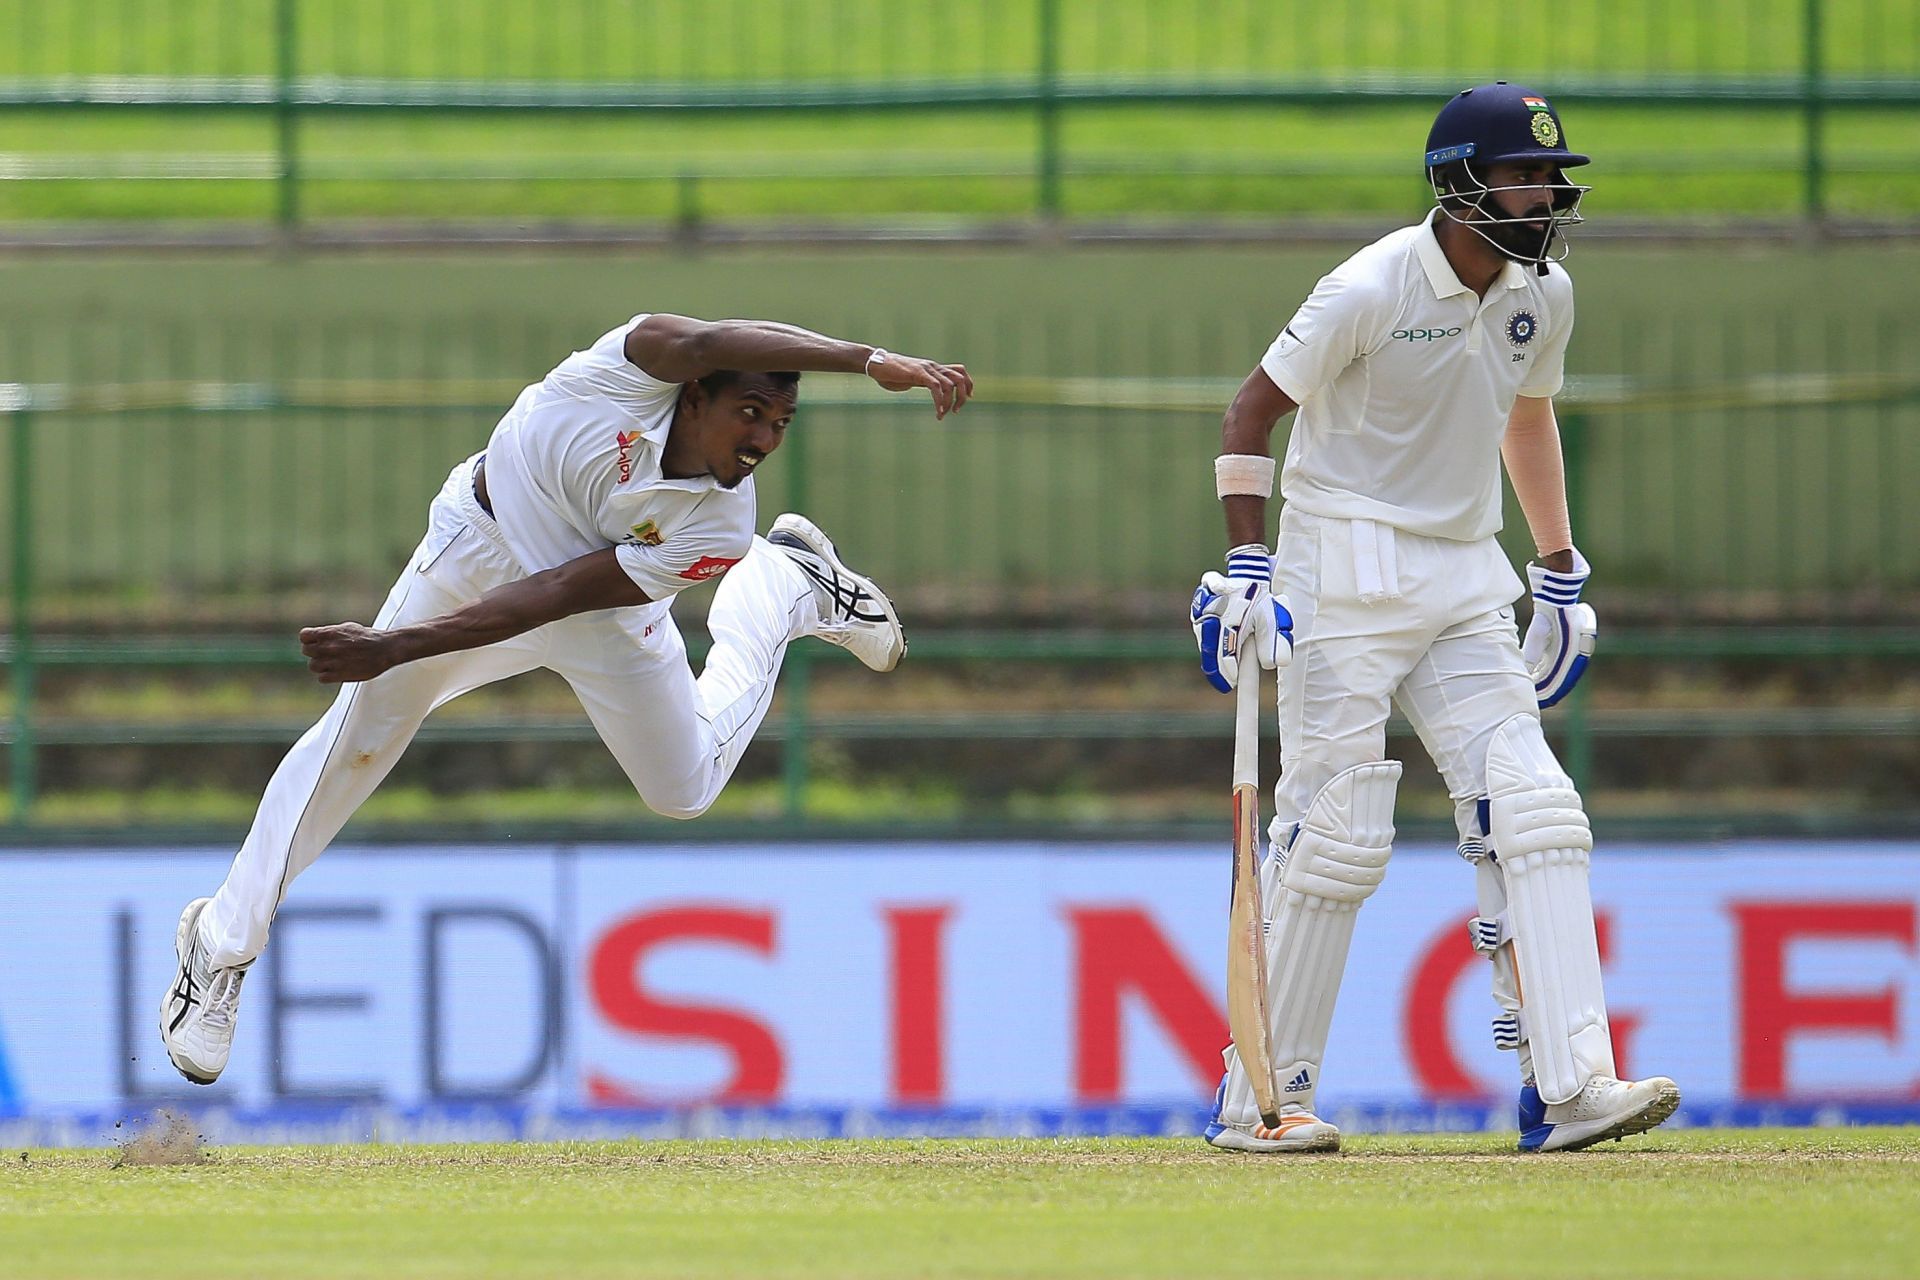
[
  {"xmin": 1521, "ymin": 548, "xmax": 1597, "ymax": 709},
  {"xmin": 1190, "ymin": 544, "xmax": 1294, "ymax": 694}
]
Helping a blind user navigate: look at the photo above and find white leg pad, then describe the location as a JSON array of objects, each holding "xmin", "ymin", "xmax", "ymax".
[
  {"xmin": 1218, "ymin": 760, "xmax": 1401, "ymax": 1122},
  {"xmin": 1487, "ymin": 714, "xmax": 1616, "ymax": 1105}
]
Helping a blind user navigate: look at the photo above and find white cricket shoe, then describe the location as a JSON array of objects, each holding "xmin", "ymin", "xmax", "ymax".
[
  {"xmin": 1205, "ymin": 1103, "xmax": 1341, "ymax": 1154},
  {"xmin": 767, "ymin": 513, "xmax": 905, "ymax": 672},
  {"xmin": 1520, "ymin": 1074, "xmax": 1681, "ymax": 1153},
  {"xmin": 159, "ymin": 897, "xmax": 248, "ymax": 1085}
]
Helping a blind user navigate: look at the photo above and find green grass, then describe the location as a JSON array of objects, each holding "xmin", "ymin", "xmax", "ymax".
[
  {"xmin": 1, "ymin": 1, "xmax": 1916, "ymax": 222},
  {"xmin": 10, "ymin": 1, "xmax": 1914, "ymax": 81},
  {"xmin": 3, "ymin": 1130, "xmax": 1917, "ymax": 1279},
  {"xmin": 8, "ymin": 103, "xmax": 1919, "ymax": 221}
]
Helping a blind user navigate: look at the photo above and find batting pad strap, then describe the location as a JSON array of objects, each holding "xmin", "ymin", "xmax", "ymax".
[
  {"xmin": 1492, "ymin": 1011, "xmax": 1525, "ymax": 1052},
  {"xmin": 1468, "ymin": 913, "xmax": 1510, "ymax": 956},
  {"xmin": 1215, "ymin": 453, "xmax": 1277, "ymax": 499}
]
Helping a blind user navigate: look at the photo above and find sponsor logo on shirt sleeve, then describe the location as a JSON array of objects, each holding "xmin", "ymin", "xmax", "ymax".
[{"xmin": 678, "ymin": 555, "xmax": 742, "ymax": 582}]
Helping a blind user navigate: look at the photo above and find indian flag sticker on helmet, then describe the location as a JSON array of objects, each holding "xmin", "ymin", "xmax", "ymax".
[{"xmin": 1522, "ymin": 96, "xmax": 1551, "ymax": 111}]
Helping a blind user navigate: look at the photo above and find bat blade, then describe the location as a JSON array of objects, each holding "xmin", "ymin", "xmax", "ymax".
[
  {"xmin": 1228, "ymin": 783, "xmax": 1280, "ymax": 1128},
  {"xmin": 1228, "ymin": 666, "xmax": 1282, "ymax": 1129}
]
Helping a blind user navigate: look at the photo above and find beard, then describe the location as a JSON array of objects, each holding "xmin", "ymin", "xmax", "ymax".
[{"xmin": 1482, "ymin": 208, "xmax": 1557, "ymax": 263}]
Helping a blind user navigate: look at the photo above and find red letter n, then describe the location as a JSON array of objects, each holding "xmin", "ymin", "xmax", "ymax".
[{"xmin": 1066, "ymin": 907, "xmax": 1227, "ymax": 1101}]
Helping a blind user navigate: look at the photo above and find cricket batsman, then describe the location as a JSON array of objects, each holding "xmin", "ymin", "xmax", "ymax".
[
  {"xmin": 161, "ymin": 313, "xmax": 971, "ymax": 1085},
  {"xmin": 1191, "ymin": 84, "xmax": 1680, "ymax": 1153}
]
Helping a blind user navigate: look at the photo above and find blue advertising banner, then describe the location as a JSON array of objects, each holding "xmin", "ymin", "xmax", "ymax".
[{"xmin": 2, "ymin": 842, "xmax": 1915, "ymax": 1145}]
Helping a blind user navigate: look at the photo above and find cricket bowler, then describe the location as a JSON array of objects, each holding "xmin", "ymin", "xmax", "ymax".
[
  {"xmin": 1192, "ymin": 83, "xmax": 1680, "ymax": 1153},
  {"xmin": 160, "ymin": 313, "xmax": 971, "ymax": 1085}
]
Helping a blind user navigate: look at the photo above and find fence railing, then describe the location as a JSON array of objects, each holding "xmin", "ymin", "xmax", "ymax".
[
  {"xmin": 5, "ymin": 366, "xmax": 1919, "ymax": 627},
  {"xmin": 6, "ymin": 370, "xmax": 1920, "ymax": 828},
  {"xmin": 2, "ymin": 0, "xmax": 1917, "ymax": 226}
]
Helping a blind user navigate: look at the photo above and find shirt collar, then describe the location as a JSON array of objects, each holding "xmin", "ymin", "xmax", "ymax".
[
  {"xmin": 651, "ymin": 475, "xmax": 723, "ymax": 493},
  {"xmin": 1416, "ymin": 209, "xmax": 1530, "ymax": 298},
  {"xmin": 642, "ymin": 404, "xmax": 725, "ymax": 492},
  {"xmin": 643, "ymin": 403, "xmax": 678, "ymax": 448}
]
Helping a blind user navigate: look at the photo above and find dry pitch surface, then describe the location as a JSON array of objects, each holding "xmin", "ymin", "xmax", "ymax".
[{"xmin": 3, "ymin": 1128, "xmax": 1917, "ymax": 1279}]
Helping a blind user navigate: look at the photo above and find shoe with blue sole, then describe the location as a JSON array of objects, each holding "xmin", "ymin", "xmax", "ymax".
[{"xmin": 1519, "ymin": 1074, "xmax": 1681, "ymax": 1153}]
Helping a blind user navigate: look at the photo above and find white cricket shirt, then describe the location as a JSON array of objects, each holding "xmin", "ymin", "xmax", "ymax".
[
  {"xmin": 481, "ymin": 315, "xmax": 757, "ymax": 617},
  {"xmin": 1260, "ymin": 209, "xmax": 1574, "ymax": 541}
]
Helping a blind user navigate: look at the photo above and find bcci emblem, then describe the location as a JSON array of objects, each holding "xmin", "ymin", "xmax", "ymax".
[
  {"xmin": 1505, "ymin": 309, "xmax": 1538, "ymax": 347},
  {"xmin": 1530, "ymin": 112, "xmax": 1560, "ymax": 147}
]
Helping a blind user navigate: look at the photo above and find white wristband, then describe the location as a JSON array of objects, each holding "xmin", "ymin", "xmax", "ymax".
[
  {"xmin": 1215, "ymin": 453, "xmax": 1276, "ymax": 499},
  {"xmin": 864, "ymin": 348, "xmax": 890, "ymax": 374}
]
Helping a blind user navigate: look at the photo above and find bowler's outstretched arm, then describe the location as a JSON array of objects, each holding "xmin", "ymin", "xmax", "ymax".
[
  {"xmin": 300, "ymin": 547, "xmax": 646, "ymax": 684},
  {"xmin": 626, "ymin": 314, "xmax": 974, "ymax": 418}
]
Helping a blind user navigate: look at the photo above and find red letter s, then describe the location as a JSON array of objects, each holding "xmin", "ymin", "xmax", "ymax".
[{"xmin": 586, "ymin": 906, "xmax": 784, "ymax": 1104}]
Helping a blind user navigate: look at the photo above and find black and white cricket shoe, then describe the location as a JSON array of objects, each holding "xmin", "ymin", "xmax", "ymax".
[
  {"xmin": 768, "ymin": 513, "xmax": 906, "ymax": 673},
  {"xmin": 158, "ymin": 897, "xmax": 248, "ymax": 1085}
]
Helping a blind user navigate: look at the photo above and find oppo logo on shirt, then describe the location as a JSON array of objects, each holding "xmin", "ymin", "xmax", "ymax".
[{"xmin": 1391, "ymin": 326, "xmax": 1464, "ymax": 343}]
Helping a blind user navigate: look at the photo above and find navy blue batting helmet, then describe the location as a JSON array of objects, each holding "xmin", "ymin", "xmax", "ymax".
[{"xmin": 1424, "ymin": 82, "xmax": 1589, "ymax": 175}]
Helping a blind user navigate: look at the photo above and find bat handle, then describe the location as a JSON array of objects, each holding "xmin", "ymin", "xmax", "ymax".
[{"xmin": 1232, "ymin": 662, "xmax": 1261, "ymax": 789}]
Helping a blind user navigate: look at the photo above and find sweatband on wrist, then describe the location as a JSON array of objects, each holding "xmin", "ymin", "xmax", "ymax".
[{"xmin": 1215, "ymin": 453, "xmax": 1276, "ymax": 499}]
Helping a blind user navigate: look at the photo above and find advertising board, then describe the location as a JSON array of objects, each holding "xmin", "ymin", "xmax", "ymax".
[{"xmin": 1, "ymin": 842, "xmax": 1913, "ymax": 1144}]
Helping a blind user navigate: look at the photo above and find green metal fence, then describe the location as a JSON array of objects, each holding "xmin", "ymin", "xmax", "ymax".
[
  {"xmin": 2, "ymin": 0, "xmax": 1917, "ymax": 225},
  {"xmin": 6, "ymin": 357, "xmax": 1920, "ymax": 827},
  {"xmin": 5, "ymin": 299, "xmax": 1918, "ymax": 627}
]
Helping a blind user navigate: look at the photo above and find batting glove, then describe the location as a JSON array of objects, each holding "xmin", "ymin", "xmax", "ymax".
[
  {"xmin": 1521, "ymin": 548, "xmax": 1597, "ymax": 709},
  {"xmin": 1191, "ymin": 544, "xmax": 1294, "ymax": 694}
]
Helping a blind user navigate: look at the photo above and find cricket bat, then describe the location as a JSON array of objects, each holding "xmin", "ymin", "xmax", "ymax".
[{"xmin": 1228, "ymin": 662, "xmax": 1283, "ymax": 1128}]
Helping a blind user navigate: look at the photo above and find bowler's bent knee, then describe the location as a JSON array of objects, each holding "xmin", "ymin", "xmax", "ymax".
[{"xmin": 634, "ymin": 771, "xmax": 721, "ymax": 821}]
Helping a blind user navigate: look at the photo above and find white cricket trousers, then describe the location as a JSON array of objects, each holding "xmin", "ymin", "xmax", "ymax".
[
  {"xmin": 1269, "ymin": 507, "xmax": 1537, "ymax": 846},
  {"xmin": 200, "ymin": 456, "xmax": 815, "ymax": 969}
]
